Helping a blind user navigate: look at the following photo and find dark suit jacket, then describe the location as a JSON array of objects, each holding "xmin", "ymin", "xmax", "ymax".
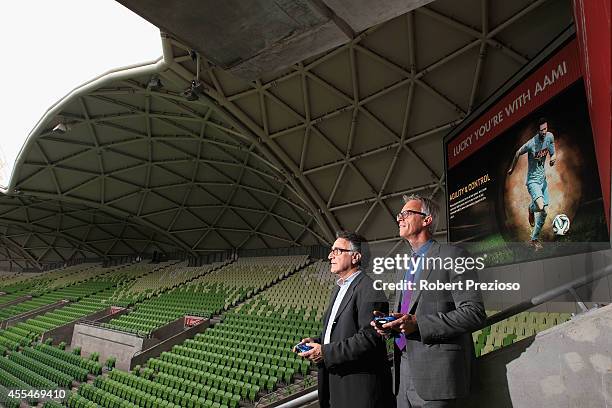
[
  {"xmin": 392, "ymin": 240, "xmax": 486, "ymax": 401},
  {"xmin": 317, "ymin": 272, "xmax": 393, "ymax": 408}
]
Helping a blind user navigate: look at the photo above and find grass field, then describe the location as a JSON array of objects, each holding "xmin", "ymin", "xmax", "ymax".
[{"xmin": 460, "ymin": 202, "xmax": 609, "ymax": 267}]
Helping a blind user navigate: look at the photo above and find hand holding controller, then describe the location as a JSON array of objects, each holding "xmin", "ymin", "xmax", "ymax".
[{"xmin": 294, "ymin": 343, "xmax": 313, "ymax": 353}]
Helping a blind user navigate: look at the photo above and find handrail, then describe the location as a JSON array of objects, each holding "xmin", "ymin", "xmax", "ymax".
[{"xmin": 482, "ymin": 262, "xmax": 612, "ymax": 328}]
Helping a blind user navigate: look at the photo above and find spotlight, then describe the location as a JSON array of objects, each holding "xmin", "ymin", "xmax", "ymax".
[
  {"xmin": 182, "ymin": 87, "xmax": 198, "ymax": 101},
  {"xmin": 182, "ymin": 79, "xmax": 203, "ymax": 101},
  {"xmin": 147, "ymin": 76, "xmax": 163, "ymax": 91},
  {"xmin": 52, "ymin": 123, "xmax": 69, "ymax": 133}
]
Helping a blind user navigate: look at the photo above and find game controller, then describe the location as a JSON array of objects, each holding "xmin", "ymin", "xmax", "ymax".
[{"xmin": 294, "ymin": 343, "xmax": 313, "ymax": 353}]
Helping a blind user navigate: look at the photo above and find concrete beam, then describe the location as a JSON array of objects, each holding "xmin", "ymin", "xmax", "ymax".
[
  {"xmin": 323, "ymin": 0, "xmax": 434, "ymax": 33},
  {"xmin": 115, "ymin": 0, "xmax": 437, "ymax": 80}
]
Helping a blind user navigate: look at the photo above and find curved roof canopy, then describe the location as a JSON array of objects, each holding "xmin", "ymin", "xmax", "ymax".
[{"xmin": 0, "ymin": 0, "xmax": 573, "ymax": 270}]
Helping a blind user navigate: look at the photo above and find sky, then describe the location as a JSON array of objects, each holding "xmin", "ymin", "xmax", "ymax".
[{"xmin": 0, "ymin": 0, "xmax": 161, "ymax": 189}]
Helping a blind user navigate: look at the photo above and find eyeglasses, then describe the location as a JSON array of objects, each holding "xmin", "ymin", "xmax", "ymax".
[
  {"xmin": 396, "ymin": 209, "xmax": 428, "ymax": 221},
  {"xmin": 329, "ymin": 247, "xmax": 353, "ymax": 256}
]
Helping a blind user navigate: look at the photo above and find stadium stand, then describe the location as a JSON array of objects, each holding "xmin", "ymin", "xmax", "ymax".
[
  {"xmin": 0, "ymin": 256, "xmax": 588, "ymax": 408},
  {"xmin": 56, "ymin": 256, "xmax": 317, "ymax": 407},
  {"xmin": 235, "ymin": 259, "xmax": 334, "ymax": 321},
  {"xmin": 0, "ymin": 342, "xmax": 101, "ymax": 406},
  {"xmin": 0, "ymin": 261, "xmax": 178, "ymax": 354},
  {"xmin": 102, "ymin": 256, "xmax": 308, "ymax": 336},
  {"xmin": 106, "ymin": 261, "xmax": 200, "ymax": 306},
  {"xmin": 0, "ymin": 256, "xmax": 592, "ymax": 407},
  {"xmin": 0, "ymin": 264, "xmax": 104, "ymax": 297}
]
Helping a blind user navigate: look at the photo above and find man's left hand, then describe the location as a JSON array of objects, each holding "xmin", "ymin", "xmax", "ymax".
[
  {"xmin": 382, "ymin": 313, "xmax": 418, "ymax": 335},
  {"xmin": 299, "ymin": 343, "xmax": 323, "ymax": 363}
]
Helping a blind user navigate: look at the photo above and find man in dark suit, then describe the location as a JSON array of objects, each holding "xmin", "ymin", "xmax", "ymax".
[
  {"xmin": 296, "ymin": 231, "xmax": 393, "ymax": 408},
  {"xmin": 373, "ymin": 194, "xmax": 486, "ymax": 407}
]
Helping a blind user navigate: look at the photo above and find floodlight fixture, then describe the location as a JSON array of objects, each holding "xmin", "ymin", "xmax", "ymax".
[
  {"xmin": 52, "ymin": 123, "xmax": 69, "ymax": 133},
  {"xmin": 147, "ymin": 76, "xmax": 163, "ymax": 91}
]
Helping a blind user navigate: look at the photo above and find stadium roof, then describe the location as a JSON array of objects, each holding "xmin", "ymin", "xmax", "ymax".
[{"xmin": 0, "ymin": 0, "xmax": 573, "ymax": 270}]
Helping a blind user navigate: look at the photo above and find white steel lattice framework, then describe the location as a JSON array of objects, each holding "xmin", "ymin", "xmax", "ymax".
[{"xmin": 0, "ymin": 0, "xmax": 573, "ymax": 269}]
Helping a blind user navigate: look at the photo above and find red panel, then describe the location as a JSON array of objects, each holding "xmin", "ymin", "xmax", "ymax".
[{"xmin": 573, "ymin": 0, "xmax": 611, "ymax": 230}]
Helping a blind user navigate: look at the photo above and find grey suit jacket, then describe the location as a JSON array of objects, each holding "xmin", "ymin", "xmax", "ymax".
[{"xmin": 392, "ymin": 240, "xmax": 486, "ymax": 401}]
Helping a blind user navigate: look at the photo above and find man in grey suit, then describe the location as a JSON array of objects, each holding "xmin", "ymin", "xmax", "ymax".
[
  {"xmin": 296, "ymin": 231, "xmax": 393, "ymax": 408},
  {"xmin": 372, "ymin": 194, "xmax": 486, "ymax": 407}
]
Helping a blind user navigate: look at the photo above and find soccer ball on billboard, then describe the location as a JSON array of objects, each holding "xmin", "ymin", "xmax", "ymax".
[{"xmin": 552, "ymin": 214, "xmax": 570, "ymax": 235}]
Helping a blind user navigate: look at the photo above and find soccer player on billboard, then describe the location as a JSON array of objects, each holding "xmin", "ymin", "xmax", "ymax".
[{"xmin": 507, "ymin": 118, "xmax": 557, "ymax": 250}]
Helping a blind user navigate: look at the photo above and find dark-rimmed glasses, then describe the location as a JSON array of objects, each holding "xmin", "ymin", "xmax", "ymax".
[
  {"xmin": 329, "ymin": 247, "xmax": 353, "ymax": 256},
  {"xmin": 396, "ymin": 209, "xmax": 428, "ymax": 221}
]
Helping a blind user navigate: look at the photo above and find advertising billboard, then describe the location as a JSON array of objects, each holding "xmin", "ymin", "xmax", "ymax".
[{"xmin": 444, "ymin": 37, "xmax": 610, "ymax": 266}]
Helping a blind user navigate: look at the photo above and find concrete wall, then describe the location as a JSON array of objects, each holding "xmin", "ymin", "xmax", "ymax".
[
  {"xmin": 479, "ymin": 248, "xmax": 612, "ymax": 313},
  {"xmin": 73, "ymin": 316, "xmax": 211, "ymax": 371},
  {"xmin": 150, "ymin": 316, "xmax": 185, "ymax": 341},
  {"xmin": 41, "ymin": 307, "xmax": 119, "ymax": 346},
  {"xmin": 130, "ymin": 319, "xmax": 210, "ymax": 370},
  {"xmin": 505, "ymin": 304, "xmax": 611, "ymax": 407},
  {"xmin": 464, "ymin": 338, "xmax": 535, "ymax": 407},
  {"xmin": 71, "ymin": 323, "xmax": 145, "ymax": 371},
  {"xmin": 463, "ymin": 303, "xmax": 612, "ymax": 407}
]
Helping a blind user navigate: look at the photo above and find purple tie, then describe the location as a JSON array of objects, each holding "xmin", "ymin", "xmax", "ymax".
[{"xmin": 395, "ymin": 257, "xmax": 417, "ymax": 351}]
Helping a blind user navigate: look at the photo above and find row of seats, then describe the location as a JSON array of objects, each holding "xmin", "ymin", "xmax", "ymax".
[
  {"xmin": 0, "ymin": 327, "xmax": 33, "ymax": 351},
  {"xmin": 0, "ymin": 341, "xmax": 106, "ymax": 407},
  {"xmin": 69, "ymin": 382, "xmax": 229, "ymax": 408},
  {"xmin": 0, "ymin": 370, "xmax": 35, "ymax": 404},
  {"xmin": 44, "ymin": 400, "xmax": 65, "ymax": 408},
  {"xmin": 135, "ymin": 312, "xmax": 317, "ymax": 404},
  {"xmin": 152, "ymin": 351, "xmax": 275, "ymax": 393},
  {"xmin": 234, "ymin": 260, "xmax": 333, "ymax": 322},
  {"xmin": 155, "ymin": 367, "xmax": 258, "ymax": 402},
  {"xmin": 473, "ymin": 311, "xmax": 572, "ymax": 356},
  {"xmin": 0, "ymin": 383, "xmax": 20, "ymax": 407},
  {"xmin": 22, "ymin": 346, "xmax": 89, "ymax": 382},
  {"xmin": 0, "ymin": 297, "xmax": 55, "ymax": 321},
  {"xmin": 70, "ymin": 257, "xmax": 319, "ymax": 407},
  {"xmin": 107, "ymin": 368, "xmax": 241, "ymax": 407},
  {"xmin": 103, "ymin": 283, "xmax": 230, "ymax": 336},
  {"xmin": 12, "ymin": 282, "xmax": 116, "ymax": 336},
  {"xmin": 0, "ymin": 264, "xmax": 100, "ymax": 296},
  {"xmin": 0, "ymin": 282, "xmax": 117, "ymax": 352},
  {"xmin": 0, "ymin": 263, "xmax": 168, "ymax": 352},
  {"xmin": 0, "ymin": 280, "xmax": 110, "ymax": 321},
  {"xmin": 102, "ymin": 257, "xmax": 305, "ymax": 337},
  {"xmin": 0, "ymin": 353, "xmax": 58, "ymax": 389},
  {"xmin": 0, "ymin": 291, "xmax": 28, "ymax": 307},
  {"xmin": 0, "ymin": 342, "xmax": 106, "ymax": 406},
  {"xmin": 108, "ymin": 261, "xmax": 212, "ymax": 306},
  {"xmin": 36, "ymin": 344, "xmax": 102, "ymax": 375},
  {"xmin": 27, "ymin": 265, "xmax": 111, "ymax": 296},
  {"xmin": 8, "ymin": 350, "xmax": 74, "ymax": 388}
]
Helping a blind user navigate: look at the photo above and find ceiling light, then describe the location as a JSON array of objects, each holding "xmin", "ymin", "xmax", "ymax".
[
  {"xmin": 52, "ymin": 123, "xmax": 69, "ymax": 133},
  {"xmin": 147, "ymin": 76, "xmax": 163, "ymax": 91},
  {"xmin": 182, "ymin": 79, "xmax": 203, "ymax": 101},
  {"xmin": 182, "ymin": 87, "xmax": 198, "ymax": 101}
]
